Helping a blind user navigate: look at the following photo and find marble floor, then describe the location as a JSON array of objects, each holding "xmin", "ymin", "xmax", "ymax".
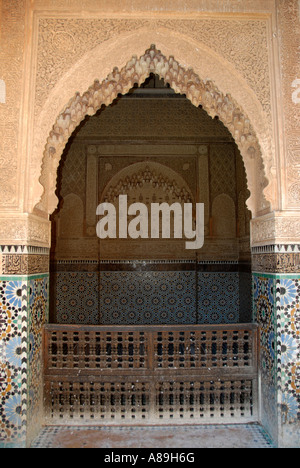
[{"xmin": 31, "ymin": 423, "xmax": 274, "ymax": 449}]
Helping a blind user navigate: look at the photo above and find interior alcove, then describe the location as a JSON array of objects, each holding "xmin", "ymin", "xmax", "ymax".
[{"xmin": 49, "ymin": 74, "xmax": 252, "ymax": 326}]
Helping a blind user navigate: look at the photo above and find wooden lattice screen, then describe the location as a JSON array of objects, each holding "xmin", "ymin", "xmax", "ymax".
[{"xmin": 44, "ymin": 324, "xmax": 258, "ymax": 425}]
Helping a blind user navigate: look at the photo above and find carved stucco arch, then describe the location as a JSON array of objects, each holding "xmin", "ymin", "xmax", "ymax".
[
  {"xmin": 34, "ymin": 37, "xmax": 272, "ymax": 218},
  {"xmin": 101, "ymin": 161, "xmax": 194, "ymax": 205}
]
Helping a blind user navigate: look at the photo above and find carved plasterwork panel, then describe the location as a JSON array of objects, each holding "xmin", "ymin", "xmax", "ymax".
[
  {"xmin": 251, "ymin": 213, "xmax": 300, "ymax": 247},
  {"xmin": 0, "ymin": 214, "xmax": 51, "ymax": 248},
  {"xmin": 58, "ymin": 142, "xmax": 86, "ymax": 201},
  {"xmin": 210, "ymin": 145, "xmax": 236, "ymax": 202},
  {"xmin": 252, "ymin": 244, "xmax": 300, "ymax": 273},
  {"xmin": 212, "ymin": 194, "xmax": 236, "ymax": 238},
  {"xmin": 34, "ymin": 17, "xmax": 271, "ymax": 120},
  {"xmin": 278, "ymin": 0, "xmax": 300, "ymax": 208},
  {"xmin": 252, "ymin": 253, "xmax": 300, "ymax": 274},
  {"xmin": 101, "ymin": 162, "xmax": 194, "ymax": 205},
  {"xmin": 52, "ymin": 134, "xmax": 251, "ymax": 260},
  {"xmin": 58, "ymin": 194, "xmax": 84, "ymax": 239},
  {"xmin": 0, "ymin": 0, "xmax": 26, "ymax": 209},
  {"xmin": 1, "ymin": 254, "xmax": 49, "ymax": 276},
  {"xmin": 98, "ymin": 162, "xmax": 194, "ymax": 259},
  {"xmin": 97, "ymin": 152, "xmax": 199, "ymax": 201},
  {"xmin": 77, "ymin": 97, "xmax": 231, "ymax": 140},
  {"xmin": 0, "ymin": 245, "xmax": 50, "ymax": 275},
  {"xmin": 35, "ymin": 45, "xmax": 269, "ymax": 218}
]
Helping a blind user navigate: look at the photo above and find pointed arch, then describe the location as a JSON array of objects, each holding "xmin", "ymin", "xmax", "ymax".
[{"xmin": 34, "ymin": 44, "xmax": 271, "ymax": 218}]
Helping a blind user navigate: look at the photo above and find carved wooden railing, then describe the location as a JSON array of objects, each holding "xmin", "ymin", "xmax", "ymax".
[{"xmin": 44, "ymin": 323, "xmax": 258, "ymax": 425}]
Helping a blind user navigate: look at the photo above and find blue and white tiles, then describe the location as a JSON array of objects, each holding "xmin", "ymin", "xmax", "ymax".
[
  {"xmin": 0, "ymin": 274, "xmax": 49, "ymax": 448},
  {"xmin": 253, "ymin": 273, "xmax": 300, "ymax": 448},
  {"xmin": 0, "ymin": 278, "xmax": 27, "ymax": 447},
  {"xmin": 276, "ymin": 275, "xmax": 300, "ymax": 447}
]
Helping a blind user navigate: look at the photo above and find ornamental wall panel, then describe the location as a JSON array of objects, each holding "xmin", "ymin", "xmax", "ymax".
[{"xmin": 0, "ymin": 0, "xmax": 299, "ymax": 449}]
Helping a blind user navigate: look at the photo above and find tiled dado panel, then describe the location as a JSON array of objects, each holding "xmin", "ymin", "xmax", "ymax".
[
  {"xmin": 253, "ymin": 273, "xmax": 300, "ymax": 448},
  {"xmin": 52, "ymin": 263, "xmax": 251, "ymax": 325},
  {"xmin": 0, "ymin": 274, "xmax": 49, "ymax": 448},
  {"xmin": 0, "ymin": 278, "xmax": 27, "ymax": 447},
  {"xmin": 53, "ymin": 272, "xmax": 99, "ymax": 325},
  {"xmin": 276, "ymin": 274, "xmax": 300, "ymax": 448},
  {"xmin": 197, "ymin": 271, "xmax": 240, "ymax": 324},
  {"xmin": 100, "ymin": 271, "xmax": 198, "ymax": 325},
  {"xmin": 27, "ymin": 275, "xmax": 49, "ymax": 445},
  {"xmin": 253, "ymin": 273, "xmax": 278, "ymax": 444}
]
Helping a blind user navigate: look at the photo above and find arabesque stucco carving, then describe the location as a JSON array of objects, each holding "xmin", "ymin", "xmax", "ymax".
[
  {"xmin": 1, "ymin": 1, "xmax": 299, "ymax": 247},
  {"xmin": 36, "ymin": 45, "xmax": 270, "ymax": 218}
]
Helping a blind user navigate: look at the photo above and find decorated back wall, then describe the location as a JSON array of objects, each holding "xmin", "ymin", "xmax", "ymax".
[
  {"xmin": 50, "ymin": 94, "xmax": 252, "ymax": 326},
  {"xmin": 50, "ymin": 261, "xmax": 251, "ymax": 325}
]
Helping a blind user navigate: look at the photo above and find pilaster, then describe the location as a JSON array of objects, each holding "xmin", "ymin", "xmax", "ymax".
[
  {"xmin": 0, "ymin": 243, "xmax": 49, "ymax": 448},
  {"xmin": 252, "ymin": 215, "xmax": 300, "ymax": 448}
]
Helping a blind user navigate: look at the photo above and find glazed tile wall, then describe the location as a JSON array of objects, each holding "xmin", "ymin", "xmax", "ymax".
[
  {"xmin": 53, "ymin": 272, "xmax": 99, "ymax": 324},
  {"xmin": 27, "ymin": 275, "xmax": 49, "ymax": 444},
  {"xmin": 0, "ymin": 278, "xmax": 27, "ymax": 447},
  {"xmin": 197, "ymin": 272, "xmax": 240, "ymax": 324},
  {"xmin": 0, "ymin": 275, "xmax": 49, "ymax": 448},
  {"xmin": 276, "ymin": 275, "xmax": 300, "ymax": 447},
  {"xmin": 100, "ymin": 271, "xmax": 197, "ymax": 325},
  {"xmin": 52, "ymin": 268, "xmax": 250, "ymax": 325},
  {"xmin": 253, "ymin": 273, "xmax": 278, "ymax": 444},
  {"xmin": 253, "ymin": 273, "xmax": 300, "ymax": 448}
]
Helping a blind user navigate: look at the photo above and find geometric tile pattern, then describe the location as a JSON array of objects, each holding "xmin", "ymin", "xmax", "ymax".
[
  {"xmin": 2, "ymin": 269, "xmax": 297, "ymax": 447},
  {"xmin": 1, "ymin": 260, "xmax": 298, "ymax": 447},
  {"xmin": 100, "ymin": 271, "xmax": 196, "ymax": 325},
  {"xmin": 0, "ymin": 279, "xmax": 27, "ymax": 447},
  {"xmin": 27, "ymin": 275, "xmax": 49, "ymax": 443},
  {"xmin": 0, "ymin": 274, "xmax": 49, "ymax": 448},
  {"xmin": 253, "ymin": 273, "xmax": 300, "ymax": 448},
  {"xmin": 252, "ymin": 273, "xmax": 278, "ymax": 444},
  {"xmin": 276, "ymin": 275, "xmax": 300, "ymax": 447},
  {"xmin": 53, "ymin": 271, "xmax": 243, "ymax": 325},
  {"xmin": 197, "ymin": 272, "xmax": 239, "ymax": 324},
  {"xmin": 54, "ymin": 272, "xmax": 99, "ymax": 324}
]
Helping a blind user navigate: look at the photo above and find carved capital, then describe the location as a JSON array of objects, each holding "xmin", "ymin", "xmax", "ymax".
[
  {"xmin": 251, "ymin": 211, "xmax": 300, "ymax": 247},
  {"xmin": 0, "ymin": 214, "xmax": 51, "ymax": 248}
]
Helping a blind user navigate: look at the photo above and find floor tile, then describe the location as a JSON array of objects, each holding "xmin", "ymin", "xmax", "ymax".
[{"xmin": 31, "ymin": 424, "xmax": 274, "ymax": 449}]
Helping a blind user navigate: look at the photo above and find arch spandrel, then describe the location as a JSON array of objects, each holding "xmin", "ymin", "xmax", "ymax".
[{"xmin": 31, "ymin": 33, "xmax": 274, "ymax": 219}]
